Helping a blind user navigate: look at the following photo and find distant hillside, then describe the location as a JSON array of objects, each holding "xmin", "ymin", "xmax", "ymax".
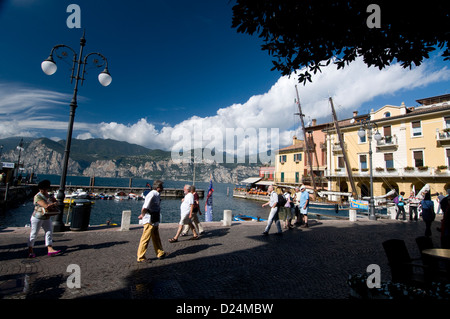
[
  {"xmin": 60, "ymin": 138, "xmax": 152, "ymax": 169},
  {"xmin": 0, "ymin": 137, "xmax": 265, "ymax": 183}
]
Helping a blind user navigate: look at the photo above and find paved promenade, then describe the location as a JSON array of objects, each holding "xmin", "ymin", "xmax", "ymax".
[{"xmin": 0, "ymin": 216, "xmax": 444, "ymax": 299}]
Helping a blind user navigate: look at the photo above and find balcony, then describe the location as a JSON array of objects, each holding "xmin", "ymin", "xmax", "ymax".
[
  {"xmin": 332, "ymin": 142, "xmax": 347, "ymax": 154},
  {"xmin": 327, "ymin": 166, "xmax": 450, "ymax": 178},
  {"xmin": 376, "ymin": 135, "xmax": 398, "ymax": 150},
  {"xmin": 436, "ymin": 129, "xmax": 450, "ymax": 146},
  {"xmin": 301, "ymin": 175, "xmax": 328, "ymax": 185}
]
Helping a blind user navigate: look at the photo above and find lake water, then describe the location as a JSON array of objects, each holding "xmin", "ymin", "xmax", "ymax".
[{"xmin": 0, "ymin": 175, "xmax": 267, "ymax": 227}]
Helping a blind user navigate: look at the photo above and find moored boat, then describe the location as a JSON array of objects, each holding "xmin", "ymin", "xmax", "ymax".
[{"xmin": 233, "ymin": 214, "xmax": 266, "ymax": 222}]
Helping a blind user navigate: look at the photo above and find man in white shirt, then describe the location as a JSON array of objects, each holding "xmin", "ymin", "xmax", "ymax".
[
  {"xmin": 137, "ymin": 180, "xmax": 166, "ymax": 262},
  {"xmin": 262, "ymin": 185, "xmax": 282, "ymax": 235},
  {"xmin": 169, "ymin": 184, "xmax": 199, "ymax": 242}
]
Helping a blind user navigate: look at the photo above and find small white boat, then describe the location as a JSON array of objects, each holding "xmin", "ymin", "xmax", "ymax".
[{"xmin": 114, "ymin": 191, "xmax": 128, "ymax": 201}]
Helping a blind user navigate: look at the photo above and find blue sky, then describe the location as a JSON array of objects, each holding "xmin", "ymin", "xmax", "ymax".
[{"xmin": 0, "ymin": 0, "xmax": 449, "ymax": 154}]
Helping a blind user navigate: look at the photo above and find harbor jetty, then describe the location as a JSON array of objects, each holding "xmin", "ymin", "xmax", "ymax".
[
  {"xmin": 0, "ymin": 184, "xmax": 35, "ymax": 211},
  {"xmin": 29, "ymin": 184, "xmax": 204, "ymax": 199}
]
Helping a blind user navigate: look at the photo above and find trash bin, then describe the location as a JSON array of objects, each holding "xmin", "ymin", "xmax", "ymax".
[{"xmin": 70, "ymin": 199, "xmax": 92, "ymax": 231}]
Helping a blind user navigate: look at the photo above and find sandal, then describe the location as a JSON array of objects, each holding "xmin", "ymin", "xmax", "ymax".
[
  {"xmin": 168, "ymin": 238, "xmax": 178, "ymax": 243},
  {"xmin": 189, "ymin": 236, "xmax": 199, "ymax": 240}
]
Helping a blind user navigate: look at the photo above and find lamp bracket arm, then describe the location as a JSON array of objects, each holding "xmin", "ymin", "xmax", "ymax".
[{"xmin": 80, "ymin": 52, "xmax": 109, "ymax": 85}]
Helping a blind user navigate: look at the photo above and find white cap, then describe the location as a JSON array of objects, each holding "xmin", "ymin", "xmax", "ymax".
[{"xmin": 300, "ymin": 185, "xmax": 306, "ymax": 190}]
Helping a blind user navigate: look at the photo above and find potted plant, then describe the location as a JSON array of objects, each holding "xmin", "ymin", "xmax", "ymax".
[
  {"xmin": 386, "ymin": 167, "xmax": 396, "ymax": 172},
  {"xmin": 436, "ymin": 165, "xmax": 448, "ymax": 173},
  {"xmin": 404, "ymin": 166, "xmax": 414, "ymax": 171},
  {"xmin": 375, "ymin": 167, "xmax": 384, "ymax": 172},
  {"xmin": 417, "ymin": 166, "xmax": 429, "ymax": 171},
  {"xmin": 443, "ymin": 128, "xmax": 450, "ymax": 137}
]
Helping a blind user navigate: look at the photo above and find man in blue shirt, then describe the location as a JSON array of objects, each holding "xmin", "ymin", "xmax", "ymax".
[{"xmin": 299, "ymin": 185, "xmax": 310, "ymax": 227}]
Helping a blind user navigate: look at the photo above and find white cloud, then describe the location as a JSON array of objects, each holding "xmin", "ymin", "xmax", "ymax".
[
  {"xmin": 92, "ymin": 57, "xmax": 449, "ymax": 158},
  {"xmin": 1, "ymin": 57, "xmax": 449, "ymax": 162},
  {"xmin": 0, "ymin": 83, "xmax": 72, "ymax": 138}
]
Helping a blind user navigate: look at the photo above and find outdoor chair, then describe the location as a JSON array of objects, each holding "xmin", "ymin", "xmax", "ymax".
[
  {"xmin": 382, "ymin": 239, "xmax": 427, "ymax": 287},
  {"xmin": 415, "ymin": 236, "xmax": 449, "ymax": 283}
]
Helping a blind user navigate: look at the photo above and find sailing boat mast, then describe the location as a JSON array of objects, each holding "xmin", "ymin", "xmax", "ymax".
[
  {"xmin": 329, "ymin": 97, "xmax": 358, "ymax": 198},
  {"xmin": 295, "ymin": 85, "xmax": 317, "ymax": 193}
]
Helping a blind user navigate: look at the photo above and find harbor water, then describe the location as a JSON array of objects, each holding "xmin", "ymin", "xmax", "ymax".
[
  {"xmin": 0, "ymin": 175, "xmax": 378, "ymax": 228},
  {"xmin": 0, "ymin": 175, "xmax": 266, "ymax": 227}
]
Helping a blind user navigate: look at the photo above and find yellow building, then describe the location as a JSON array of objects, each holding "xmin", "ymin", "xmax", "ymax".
[
  {"xmin": 274, "ymin": 136, "xmax": 305, "ymax": 186},
  {"xmin": 325, "ymin": 94, "xmax": 450, "ymax": 198}
]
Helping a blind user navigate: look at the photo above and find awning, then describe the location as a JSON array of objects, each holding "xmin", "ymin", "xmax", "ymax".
[
  {"xmin": 240, "ymin": 177, "xmax": 262, "ymax": 184},
  {"xmin": 256, "ymin": 180, "xmax": 273, "ymax": 186}
]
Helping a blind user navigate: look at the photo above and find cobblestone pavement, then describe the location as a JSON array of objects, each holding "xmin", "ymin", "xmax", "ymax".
[{"xmin": 0, "ymin": 216, "xmax": 444, "ymax": 299}]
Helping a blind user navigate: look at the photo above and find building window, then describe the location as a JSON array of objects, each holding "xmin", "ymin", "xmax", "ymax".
[
  {"xmin": 281, "ymin": 172, "xmax": 284, "ymax": 182},
  {"xmin": 383, "ymin": 126, "xmax": 392, "ymax": 143},
  {"xmin": 279, "ymin": 155, "xmax": 287, "ymax": 163},
  {"xmin": 338, "ymin": 156, "xmax": 345, "ymax": 168},
  {"xmin": 411, "ymin": 121, "xmax": 422, "ymax": 137},
  {"xmin": 293, "ymin": 153, "xmax": 302, "ymax": 162},
  {"xmin": 413, "ymin": 150, "xmax": 424, "ymax": 167},
  {"xmin": 359, "ymin": 155, "xmax": 367, "ymax": 170},
  {"xmin": 384, "ymin": 112, "xmax": 391, "ymax": 118},
  {"xmin": 295, "ymin": 172, "xmax": 300, "ymax": 183},
  {"xmin": 445, "ymin": 116, "xmax": 450, "ymax": 129},
  {"xmin": 384, "ymin": 153, "xmax": 394, "ymax": 169}
]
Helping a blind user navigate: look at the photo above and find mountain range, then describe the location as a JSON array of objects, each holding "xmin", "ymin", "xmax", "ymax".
[{"xmin": 0, "ymin": 137, "xmax": 270, "ymax": 183}]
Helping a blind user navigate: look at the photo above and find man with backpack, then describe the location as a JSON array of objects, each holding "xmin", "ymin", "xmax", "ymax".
[
  {"xmin": 395, "ymin": 192, "xmax": 406, "ymax": 220},
  {"xmin": 262, "ymin": 185, "xmax": 282, "ymax": 236}
]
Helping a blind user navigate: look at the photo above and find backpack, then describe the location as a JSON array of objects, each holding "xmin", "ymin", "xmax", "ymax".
[
  {"xmin": 393, "ymin": 196, "xmax": 399, "ymax": 204},
  {"xmin": 277, "ymin": 194, "xmax": 287, "ymax": 207}
]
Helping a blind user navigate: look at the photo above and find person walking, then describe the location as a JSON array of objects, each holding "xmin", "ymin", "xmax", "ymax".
[
  {"xmin": 408, "ymin": 191, "xmax": 419, "ymax": 221},
  {"xmin": 169, "ymin": 185, "xmax": 199, "ymax": 242},
  {"xmin": 262, "ymin": 185, "xmax": 282, "ymax": 235},
  {"xmin": 283, "ymin": 189, "xmax": 294, "ymax": 229},
  {"xmin": 299, "ymin": 185, "xmax": 310, "ymax": 227},
  {"xmin": 27, "ymin": 180, "xmax": 60, "ymax": 258},
  {"xmin": 293, "ymin": 186, "xmax": 301, "ymax": 225},
  {"xmin": 439, "ymin": 189, "xmax": 450, "ymax": 248},
  {"xmin": 421, "ymin": 192, "xmax": 436, "ymax": 237},
  {"xmin": 137, "ymin": 180, "xmax": 166, "ymax": 262},
  {"xmin": 395, "ymin": 191, "xmax": 406, "ymax": 220},
  {"xmin": 436, "ymin": 192, "xmax": 445, "ymax": 215},
  {"xmin": 181, "ymin": 185, "xmax": 204, "ymax": 236}
]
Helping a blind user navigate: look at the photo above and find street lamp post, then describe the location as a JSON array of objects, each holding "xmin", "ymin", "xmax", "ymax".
[
  {"xmin": 41, "ymin": 31, "xmax": 112, "ymax": 232},
  {"xmin": 357, "ymin": 119, "xmax": 382, "ymax": 220}
]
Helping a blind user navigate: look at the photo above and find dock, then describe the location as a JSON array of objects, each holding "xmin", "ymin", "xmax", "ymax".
[
  {"xmin": 30, "ymin": 184, "xmax": 204, "ymax": 199},
  {"xmin": 0, "ymin": 185, "xmax": 35, "ymax": 211}
]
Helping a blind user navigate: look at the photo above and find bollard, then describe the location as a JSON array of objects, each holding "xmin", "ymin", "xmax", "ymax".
[
  {"xmin": 223, "ymin": 210, "xmax": 232, "ymax": 226},
  {"xmin": 349, "ymin": 209, "xmax": 357, "ymax": 222},
  {"xmin": 388, "ymin": 206, "xmax": 397, "ymax": 220},
  {"xmin": 121, "ymin": 210, "xmax": 132, "ymax": 231}
]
